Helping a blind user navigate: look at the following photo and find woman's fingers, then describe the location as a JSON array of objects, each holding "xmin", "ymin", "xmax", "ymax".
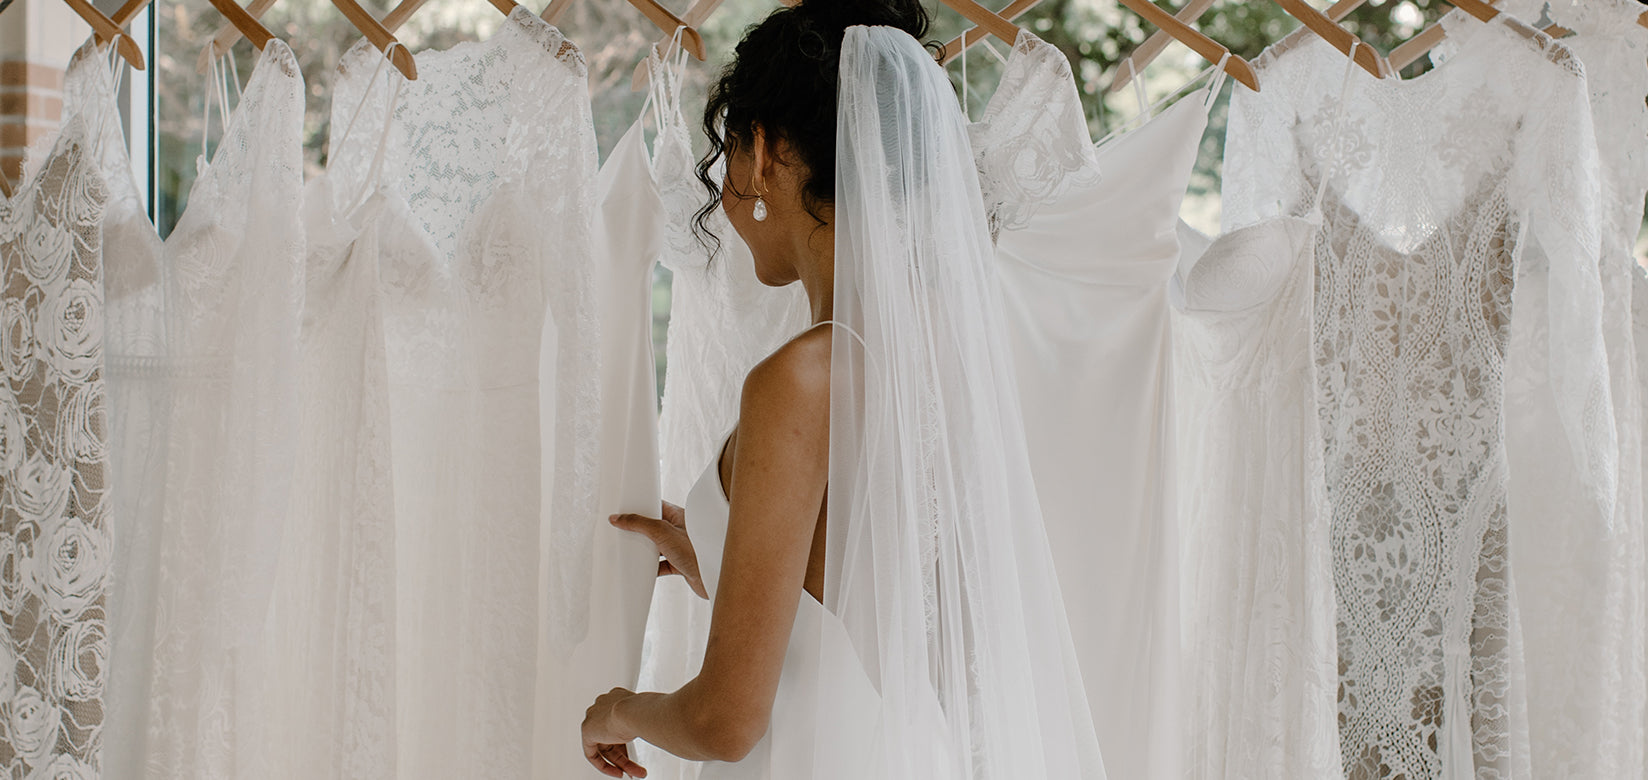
[
  {"xmin": 584, "ymin": 743, "xmax": 624, "ymax": 778},
  {"xmin": 603, "ymin": 744, "xmax": 648, "ymax": 778},
  {"xmin": 661, "ymin": 501, "xmax": 686, "ymax": 529},
  {"xmin": 610, "ymin": 513, "xmax": 669, "ymax": 544}
]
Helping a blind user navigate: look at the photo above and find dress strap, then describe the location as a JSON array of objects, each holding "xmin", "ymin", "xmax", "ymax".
[
  {"xmin": 1306, "ymin": 39, "xmax": 1367, "ymax": 219},
  {"xmin": 807, "ymin": 319, "xmax": 869, "ymax": 349}
]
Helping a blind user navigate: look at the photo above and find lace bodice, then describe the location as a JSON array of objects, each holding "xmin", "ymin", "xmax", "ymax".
[
  {"xmin": 967, "ymin": 31, "xmax": 1099, "ymax": 238},
  {"xmin": 1226, "ymin": 23, "xmax": 1611, "ymax": 779},
  {"xmin": 329, "ymin": 14, "xmax": 600, "ymax": 777}
]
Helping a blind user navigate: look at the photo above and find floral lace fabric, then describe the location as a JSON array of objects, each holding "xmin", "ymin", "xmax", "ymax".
[
  {"xmin": 967, "ymin": 31, "xmax": 1099, "ymax": 239},
  {"xmin": 1225, "ymin": 22, "xmax": 1610, "ymax": 779},
  {"xmin": 0, "ymin": 114, "xmax": 110, "ymax": 779},
  {"xmin": 329, "ymin": 11, "xmax": 598, "ymax": 777}
]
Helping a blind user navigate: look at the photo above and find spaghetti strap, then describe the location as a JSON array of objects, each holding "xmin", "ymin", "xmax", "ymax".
[{"xmin": 807, "ymin": 319, "xmax": 869, "ymax": 348}]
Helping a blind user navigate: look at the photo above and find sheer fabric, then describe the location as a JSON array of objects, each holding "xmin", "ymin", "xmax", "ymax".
[
  {"xmin": 1173, "ymin": 213, "xmax": 1344, "ymax": 780},
  {"xmin": 972, "ymin": 31, "xmax": 1197, "ymax": 780},
  {"xmin": 61, "ymin": 43, "xmax": 164, "ymax": 780},
  {"xmin": 825, "ymin": 25, "xmax": 1105, "ymax": 780},
  {"xmin": 1225, "ymin": 22, "xmax": 1610, "ymax": 778},
  {"xmin": 1483, "ymin": 1, "xmax": 1648, "ymax": 775},
  {"xmin": 638, "ymin": 47, "xmax": 808, "ymax": 780},
  {"xmin": 112, "ymin": 41, "xmax": 307, "ymax": 778},
  {"xmin": 0, "ymin": 105, "xmax": 110, "ymax": 777},
  {"xmin": 328, "ymin": 11, "xmax": 598, "ymax": 776},
  {"xmin": 543, "ymin": 49, "xmax": 671, "ymax": 779},
  {"xmin": 247, "ymin": 50, "xmax": 428, "ymax": 777}
]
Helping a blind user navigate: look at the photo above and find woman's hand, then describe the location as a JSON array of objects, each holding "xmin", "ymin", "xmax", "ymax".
[
  {"xmin": 582, "ymin": 687, "xmax": 648, "ymax": 778},
  {"xmin": 611, "ymin": 502, "xmax": 707, "ymax": 599}
]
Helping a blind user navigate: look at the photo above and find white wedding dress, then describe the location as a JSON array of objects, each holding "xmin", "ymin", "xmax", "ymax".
[
  {"xmin": 328, "ymin": 10, "xmax": 599, "ymax": 776},
  {"xmin": 1225, "ymin": 21, "xmax": 1611, "ymax": 779},
  {"xmin": 1485, "ymin": 0, "xmax": 1648, "ymax": 775},
  {"xmin": 0, "ymin": 68, "xmax": 110, "ymax": 778},
  {"xmin": 681, "ymin": 420, "xmax": 880, "ymax": 780},
  {"xmin": 99, "ymin": 41, "xmax": 307, "ymax": 779},
  {"xmin": 249, "ymin": 49, "xmax": 430, "ymax": 778},
  {"xmin": 544, "ymin": 45, "xmax": 676, "ymax": 780},
  {"xmin": 971, "ymin": 31, "xmax": 1187, "ymax": 780}
]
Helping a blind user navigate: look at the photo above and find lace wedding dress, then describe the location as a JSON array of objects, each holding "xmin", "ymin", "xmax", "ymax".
[
  {"xmin": 247, "ymin": 48, "xmax": 433, "ymax": 778},
  {"xmin": 0, "ymin": 84, "xmax": 110, "ymax": 779},
  {"xmin": 328, "ymin": 10, "xmax": 598, "ymax": 776},
  {"xmin": 638, "ymin": 44, "xmax": 808, "ymax": 780},
  {"xmin": 1169, "ymin": 48, "xmax": 1374, "ymax": 779},
  {"xmin": 1225, "ymin": 21, "xmax": 1612, "ymax": 779},
  {"xmin": 972, "ymin": 31, "xmax": 1189, "ymax": 780},
  {"xmin": 1486, "ymin": 1, "xmax": 1648, "ymax": 775}
]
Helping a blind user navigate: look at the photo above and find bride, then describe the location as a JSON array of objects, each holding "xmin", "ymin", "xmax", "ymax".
[{"xmin": 580, "ymin": 2, "xmax": 1107, "ymax": 777}]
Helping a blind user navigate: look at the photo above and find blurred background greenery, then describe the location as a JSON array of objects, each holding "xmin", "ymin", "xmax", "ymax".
[{"xmin": 134, "ymin": 0, "xmax": 1648, "ymax": 399}]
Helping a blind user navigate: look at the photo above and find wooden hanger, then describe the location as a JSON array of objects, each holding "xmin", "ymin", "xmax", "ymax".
[
  {"xmin": 1112, "ymin": 0, "xmax": 1380, "ymax": 93},
  {"xmin": 64, "ymin": 0, "xmax": 145, "ymax": 69},
  {"xmin": 330, "ymin": 0, "xmax": 419, "ymax": 79},
  {"xmin": 935, "ymin": 0, "xmax": 1020, "ymax": 48},
  {"xmin": 1272, "ymin": 0, "xmax": 1385, "ymax": 77},
  {"xmin": 937, "ymin": 0, "xmax": 1041, "ymax": 65},
  {"xmin": 196, "ymin": 0, "xmax": 276, "ymax": 73},
  {"xmin": 541, "ymin": 0, "xmax": 707, "ymax": 60},
  {"xmin": 1111, "ymin": 0, "xmax": 1260, "ymax": 91},
  {"xmin": 196, "ymin": 0, "xmax": 278, "ymax": 73},
  {"xmin": 630, "ymin": 0, "xmax": 725, "ymax": 90},
  {"xmin": 1386, "ymin": 0, "xmax": 1509, "ymax": 71},
  {"xmin": 1105, "ymin": 0, "xmax": 1214, "ymax": 89},
  {"xmin": 382, "ymin": 0, "xmax": 516, "ymax": 34}
]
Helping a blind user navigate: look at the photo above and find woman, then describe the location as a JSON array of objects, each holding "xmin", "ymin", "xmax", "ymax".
[{"xmin": 581, "ymin": 3, "xmax": 1106, "ymax": 778}]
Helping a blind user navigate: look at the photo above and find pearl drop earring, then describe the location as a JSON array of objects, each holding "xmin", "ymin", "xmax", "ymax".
[{"xmin": 752, "ymin": 177, "xmax": 768, "ymax": 222}]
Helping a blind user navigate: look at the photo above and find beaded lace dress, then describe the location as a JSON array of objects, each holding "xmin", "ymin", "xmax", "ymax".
[
  {"xmin": 1224, "ymin": 21, "xmax": 1611, "ymax": 779},
  {"xmin": 328, "ymin": 10, "xmax": 598, "ymax": 776}
]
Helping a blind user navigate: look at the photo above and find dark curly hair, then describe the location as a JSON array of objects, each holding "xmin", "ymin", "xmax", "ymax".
[{"xmin": 693, "ymin": 0, "xmax": 933, "ymax": 253}]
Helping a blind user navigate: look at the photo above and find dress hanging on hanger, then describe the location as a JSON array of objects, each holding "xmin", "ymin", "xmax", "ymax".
[
  {"xmin": 59, "ymin": 40, "xmax": 164, "ymax": 780},
  {"xmin": 1223, "ymin": 17, "xmax": 1611, "ymax": 778},
  {"xmin": 109, "ymin": 39, "xmax": 306, "ymax": 779},
  {"xmin": 541, "ymin": 39, "xmax": 671, "ymax": 780},
  {"xmin": 970, "ymin": 29, "xmax": 1197, "ymax": 780},
  {"xmin": 0, "ymin": 54, "xmax": 111, "ymax": 780},
  {"xmin": 1170, "ymin": 44, "xmax": 1374, "ymax": 780},
  {"xmin": 1478, "ymin": 0, "xmax": 1648, "ymax": 775},
  {"xmin": 249, "ymin": 44, "xmax": 430, "ymax": 779},
  {"xmin": 326, "ymin": 9, "xmax": 597, "ymax": 776}
]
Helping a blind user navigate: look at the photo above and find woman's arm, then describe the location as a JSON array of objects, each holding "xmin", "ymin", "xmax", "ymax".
[{"xmin": 582, "ymin": 336, "xmax": 831, "ymax": 773}]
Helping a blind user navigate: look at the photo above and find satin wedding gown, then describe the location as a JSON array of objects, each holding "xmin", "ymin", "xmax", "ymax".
[
  {"xmin": 1225, "ymin": 20, "xmax": 1610, "ymax": 778},
  {"xmin": 971, "ymin": 30, "xmax": 1192, "ymax": 780},
  {"xmin": 681, "ymin": 417, "xmax": 880, "ymax": 780}
]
